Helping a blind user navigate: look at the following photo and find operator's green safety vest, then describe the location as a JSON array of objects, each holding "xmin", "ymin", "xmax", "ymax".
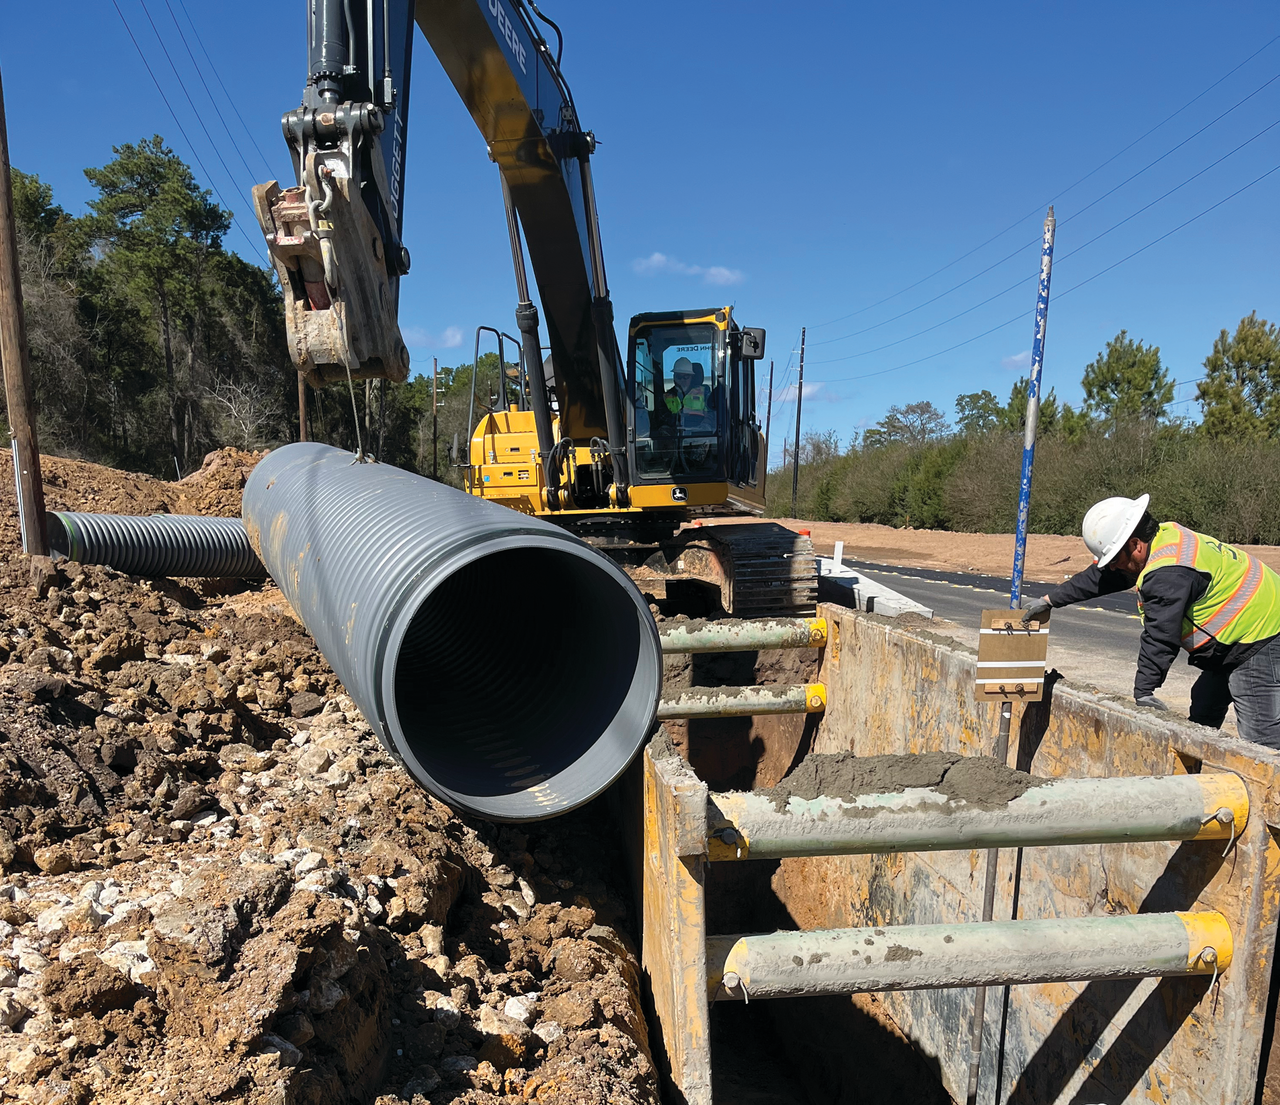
[
  {"xmin": 665, "ymin": 387, "xmax": 707, "ymax": 415},
  {"xmin": 1136, "ymin": 522, "xmax": 1280, "ymax": 652}
]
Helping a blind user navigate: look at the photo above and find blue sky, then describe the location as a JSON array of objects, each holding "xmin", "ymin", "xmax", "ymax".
[{"xmin": 4, "ymin": 1, "xmax": 1278, "ymax": 464}]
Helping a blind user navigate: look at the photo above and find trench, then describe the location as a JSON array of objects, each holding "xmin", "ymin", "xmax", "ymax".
[{"xmin": 652, "ymin": 637, "xmax": 951, "ymax": 1104}]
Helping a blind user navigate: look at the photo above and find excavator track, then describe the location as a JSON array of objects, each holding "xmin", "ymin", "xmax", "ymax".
[
  {"xmin": 569, "ymin": 517, "xmax": 819, "ymax": 617},
  {"xmin": 680, "ymin": 523, "xmax": 819, "ymax": 617}
]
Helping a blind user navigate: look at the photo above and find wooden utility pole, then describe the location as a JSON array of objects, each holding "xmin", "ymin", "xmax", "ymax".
[
  {"xmin": 298, "ymin": 375, "xmax": 308, "ymax": 442},
  {"xmin": 790, "ymin": 328, "xmax": 806, "ymax": 519},
  {"xmin": 431, "ymin": 357, "xmax": 439, "ymax": 479},
  {"xmin": 0, "ymin": 67, "xmax": 47, "ymax": 556}
]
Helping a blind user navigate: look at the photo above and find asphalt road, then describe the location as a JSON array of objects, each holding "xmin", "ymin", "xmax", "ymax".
[{"xmin": 847, "ymin": 561, "xmax": 1213, "ymax": 720}]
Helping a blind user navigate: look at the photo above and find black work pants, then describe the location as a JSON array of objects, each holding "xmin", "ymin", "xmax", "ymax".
[{"xmin": 1189, "ymin": 635, "xmax": 1280, "ymax": 750}]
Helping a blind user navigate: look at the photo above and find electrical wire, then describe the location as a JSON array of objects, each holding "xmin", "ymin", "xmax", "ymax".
[
  {"xmin": 812, "ymin": 68, "xmax": 1280, "ymax": 349},
  {"xmin": 162, "ymin": 0, "xmax": 261, "ymax": 185},
  {"xmin": 814, "ymin": 159, "xmax": 1280, "ymax": 387},
  {"xmin": 111, "ymin": 0, "xmax": 270, "ymax": 267},
  {"xmin": 810, "ymin": 32, "xmax": 1280, "ymax": 331},
  {"xmin": 136, "ymin": 0, "xmax": 262, "ymax": 206},
  {"xmin": 173, "ymin": 0, "xmax": 279, "ymax": 179},
  {"xmin": 809, "ymin": 113, "xmax": 1280, "ymax": 368}
]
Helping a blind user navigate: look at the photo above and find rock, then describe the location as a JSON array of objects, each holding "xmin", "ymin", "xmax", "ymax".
[
  {"xmin": 420, "ymin": 924, "xmax": 444, "ymax": 956},
  {"xmin": 533, "ymin": 1019, "xmax": 563, "ymax": 1044},
  {"xmin": 33, "ymin": 845, "xmax": 74, "ymax": 876},
  {"xmin": 403, "ymin": 1065, "xmax": 441, "ymax": 1095},
  {"xmin": 41, "ymin": 954, "xmax": 137, "ymax": 1018},
  {"xmin": 434, "ymin": 997, "xmax": 461, "ymax": 1029},
  {"xmin": 64, "ymin": 900, "xmax": 110, "ymax": 935},
  {"xmin": 540, "ymin": 991, "xmax": 598, "ymax": 1029},
  {"xmin": 258, "ymin": 1033, "xmax": 302, "ymax": 1068},
  {"xmin": 289, "ymin": 691, "xmax": 325, "ymax": 717},
  {"xmin": 97, "ymin": 941, "xmax": 156, "ymax": 985},
  {"xmin": 518, "ymin": 878, "xmax": 537, "ymax": 907},
  {"xmin": 294, "ymin": 852, "xmax": 327, "ymax": 876},
  {"xmin": 79, "ymin": 881, "xmax": 105, "ymax": 903},
  {"xmin": 297, "ymin": 746, "xmax": 332, "ymax": 775},
  {"xmin": 477, "ymin": 1004, "xmax": 532, "ymax": 1070},
  {"xmin": 440, "ymin": 1055, "xmax": 478, "ymax": 1075},
  {"xmin": 309, "ymin": 978, "xmax": 346, "ymax": 1014},
  {"xmin": 276, "ymin": 1012, "xmax": 315, "ymax": 1047},
  {"xmin": 503, "ymin": 993, "xmax": 537, "ymax": 1024},
  {"xmin": 169, "ymin": 786, "xmax": 214, "ymax": 821},
  {"xmin": 0, "ymin": 991, "xmax": 28, "ymax": 1027},
  {"xmin": 86, "ymin": 631, "xmax": 145, "ymax": 671}
]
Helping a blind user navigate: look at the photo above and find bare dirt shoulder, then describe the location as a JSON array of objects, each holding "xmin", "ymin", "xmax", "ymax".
[{"xmin": 713, "ymin": 516, "xmax": 1280, "ymax": 583}]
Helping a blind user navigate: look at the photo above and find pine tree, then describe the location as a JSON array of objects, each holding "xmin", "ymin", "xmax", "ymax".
[
  {"xmin": 1081, "ymin": 330, "xmax": 1172, "ymax": 422},
  {"xmin": 1198, "ymin": 312, "xmax": 1280, "ymax": 439}
]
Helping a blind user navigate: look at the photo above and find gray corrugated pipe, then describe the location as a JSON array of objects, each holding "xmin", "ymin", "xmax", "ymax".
[
  {"xmin": 241, "ymin": 442, "xmax": 662, "ymax": 821},
  {"xmin": 47, "ymin": 512, "xmax": 267, "ymax": 578}
]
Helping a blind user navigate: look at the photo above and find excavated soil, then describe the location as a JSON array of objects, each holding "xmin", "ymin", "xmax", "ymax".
[
  {"xmin": 765, "ymin": 751, "xmax": 1043, "ymax": 810},
  {"xmin": 0, "ymin": 450, "xmax": 658, "ymax": 1105}
]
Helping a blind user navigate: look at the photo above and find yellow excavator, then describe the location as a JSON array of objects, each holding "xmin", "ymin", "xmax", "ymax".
[{"xmin": 253, "ymin": 0, "xmax": 816, "ymax": 615}]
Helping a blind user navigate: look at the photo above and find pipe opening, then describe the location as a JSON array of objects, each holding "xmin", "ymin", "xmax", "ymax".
[{"xmin": 393, "ymin": 544, "xmax": 654, "ymax": 819}]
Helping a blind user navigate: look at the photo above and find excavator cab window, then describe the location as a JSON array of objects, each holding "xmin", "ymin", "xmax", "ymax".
[{"xmin": 629, "ymin": 323, "xmax": 725, "ymax": 482}]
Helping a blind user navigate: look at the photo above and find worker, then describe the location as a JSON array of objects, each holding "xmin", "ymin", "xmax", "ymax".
[
  {"xmin": 664, "ymin": 357, "xmax": 710, "ymax": 428},
  {"xmin": 1020, "ymin": 494, "xmax": 1280, "ymax": 748}
]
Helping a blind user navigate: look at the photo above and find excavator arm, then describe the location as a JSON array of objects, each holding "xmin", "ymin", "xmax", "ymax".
[{"xmin": 254, "ymin": 0, "xmax": 627, "ymax": 492}]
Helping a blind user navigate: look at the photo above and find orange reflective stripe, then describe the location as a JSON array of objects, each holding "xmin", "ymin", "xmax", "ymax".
[
  {"xmin": 1184, "ymin": 627, "xmax": 1211, "ymax": 649},
  {"xmin": 1149, "ymin": 543, "xmax": 1179, "ymax": 563}
]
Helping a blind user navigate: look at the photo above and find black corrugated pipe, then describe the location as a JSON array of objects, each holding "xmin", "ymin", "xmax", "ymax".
[
  {"xmin": 241, "ymin": 442, "xmax": 662, "ymax": 821},
  {"xmin": 46, "ymin": 512, "xmax": 266, "ymax": 579}
]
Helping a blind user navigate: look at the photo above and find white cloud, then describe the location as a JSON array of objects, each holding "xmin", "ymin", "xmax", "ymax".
[
  {"xmin": 402, "ymin": 325, "xmax": 464, "ymax": 349},
  {"xmin": 772, "ymin": 380, "xmax": 828, "ymax": 403},
  {"xmin": 631, "ymin": 251, "xmax": 744, "ymax": 286},
  {"xmin": 1002, "ymin": 349, "xmax": 1032, "ymax": 371}
]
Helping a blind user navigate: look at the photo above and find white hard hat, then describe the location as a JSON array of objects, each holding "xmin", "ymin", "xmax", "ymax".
[{"xmin": 1082, "ymin": 494, "xmax": 1150, "ymax": 567}]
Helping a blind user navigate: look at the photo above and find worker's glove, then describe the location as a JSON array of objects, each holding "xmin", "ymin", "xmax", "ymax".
[
  {"xmin": 1134, "ymin": 694, "xmax": 1168, "ymax": 712},
  {"xmin": 1020, "ymin": 597, "xmax": 1052, "ymax": 627}
]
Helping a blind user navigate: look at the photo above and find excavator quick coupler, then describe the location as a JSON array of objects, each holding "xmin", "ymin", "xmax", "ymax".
[{"xmin": 253, "ymin": 104, "xmax": 410, "ymax": 389}]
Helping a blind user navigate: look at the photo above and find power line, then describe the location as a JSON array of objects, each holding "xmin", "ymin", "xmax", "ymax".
[
  {"xmin": 115, "ymin": 0, "xmax": 270, "ymax": 267},
  {"xmin": 162, "ymin": 0, "xmax": 260, "ymax": 185},
  {"xmin": 812, "ymin": 67, "xmax": 1280, "ymax": 350},
  {"xmin": 809, "ymin": 32, "xmax": 1280, "ymax": 331},
  {"xmin": 810, "ymin": 113, "xmax": 1280, "ymax": 368},
  {"xmin": 815, "ymin": 159, "xmax": 1280, "ymax": 387},
  {"xmin": 112, "ymin": 0, "xmax": 267, "ymax": 266},
  {"xmin": 174, "ymin": 0, "xmax": 281, "ymax": 180}
]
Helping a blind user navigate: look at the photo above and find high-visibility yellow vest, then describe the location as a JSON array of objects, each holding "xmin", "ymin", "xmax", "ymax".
[
  {"xmin": 665, "ymin": 387, "xmax": 707, "ymax": 415},
  {"xmin": 1136, "ymin": 522, "xmax": 1280, "ymax": 652}
]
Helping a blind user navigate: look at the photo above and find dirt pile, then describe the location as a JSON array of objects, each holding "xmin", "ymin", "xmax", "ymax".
[{"xmin": 0, "ymin": 454, "xmax": 658, "ymax": 1105}]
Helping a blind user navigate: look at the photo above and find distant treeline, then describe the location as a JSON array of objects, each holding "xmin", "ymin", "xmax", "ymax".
[
  {"xmin": 5, "ymin": 138, "xmax": 505, "ymax": 483},
  {"xmin": 766, "ymin": 321, "xmax": 1280, "ymax": 544}
]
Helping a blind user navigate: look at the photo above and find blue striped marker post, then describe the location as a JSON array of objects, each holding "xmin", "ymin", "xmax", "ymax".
[{"xmin": 1010, "ymin": 207, "xmax": 1057, "ymax": 609}]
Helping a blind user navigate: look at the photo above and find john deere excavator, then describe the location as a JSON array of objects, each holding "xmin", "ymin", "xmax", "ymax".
[{"xmin": 252, "ymin": 0, "xmax": 817, "ymax": 615}]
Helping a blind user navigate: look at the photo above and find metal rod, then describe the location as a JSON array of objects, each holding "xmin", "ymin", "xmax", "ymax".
[
  {"xmin": 1010, "ymin": 207, "xmax": 1056, "ymax": 607},
  {"xmin": 707, "ymin": 911, "xmax": 1232, "ymax": 1002},
  {"xmin": 431, "ymin": 356, "xmax": 438, "ymax": 480},
  {"xmin": 658, "ymin": 683, "xmax": 825, "ymax": 720},
  {"xmin": 0, "ymin": 67, "xmax": 48, "ymax": 557},
  {"xmin": 660, "ymin": 617, "xmax": 827, "ymax": 654},
  {"xmin": 298, "ymin": 375, "xmax": 308, "ymax": 442},
  {"xmin": 790, "ymin": 329, "xmax": 805, "ymax": 519},
  {"xmin": 706, "ymin": 771, "xmax": 1247, "ymax": 862}
]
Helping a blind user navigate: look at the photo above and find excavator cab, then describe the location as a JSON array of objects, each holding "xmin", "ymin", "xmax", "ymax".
[{"xmin": 627, "ymin": 308, "xmax": 766, "ymax": 501}]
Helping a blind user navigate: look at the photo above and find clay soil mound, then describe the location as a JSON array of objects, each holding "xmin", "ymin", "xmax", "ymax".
[{"xmin": 0, "ymin": 451, "xmax": 658, "ymax": 1105}]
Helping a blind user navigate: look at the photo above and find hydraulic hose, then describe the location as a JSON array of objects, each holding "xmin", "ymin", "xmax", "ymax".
[
  {"xmin": 46, "ymin": 512, "xmax": 266, "ymax": 579},
  {"xmin": 242, "ymin": 442, "xmax": 662, "ymax": 821}
]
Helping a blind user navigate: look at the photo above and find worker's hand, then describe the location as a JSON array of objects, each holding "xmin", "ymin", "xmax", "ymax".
[
  {"xmin": 1134, "ymin": 694, "xmax": 1168, "ymax": 712},
  {"xmin": 1020, "ymin": 597, "xmax": 1052, "ymax": 626}
]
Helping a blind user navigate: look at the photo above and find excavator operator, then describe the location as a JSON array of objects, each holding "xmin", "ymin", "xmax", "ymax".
[{"xmin": 664, "ymin": 357, "xmax": 711, "ymax": 430}]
